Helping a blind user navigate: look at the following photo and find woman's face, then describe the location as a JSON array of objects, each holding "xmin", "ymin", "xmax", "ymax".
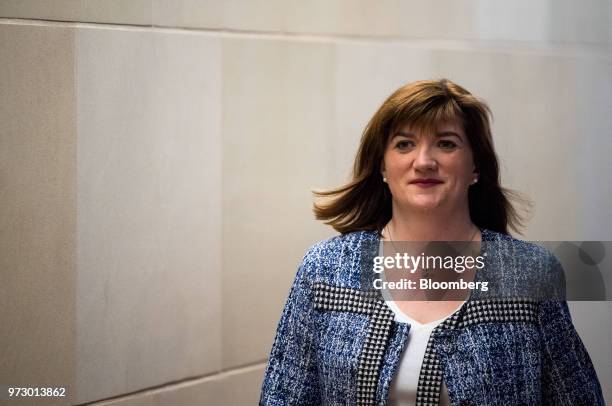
[{"xmin": 381, "ymin": 119, "xmax": 477, "ymax": 213}]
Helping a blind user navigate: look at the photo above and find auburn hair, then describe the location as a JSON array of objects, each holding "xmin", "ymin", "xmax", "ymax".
[{"xmin": 313, "ymin": 79, "xmax": 529, "ymax": 236}]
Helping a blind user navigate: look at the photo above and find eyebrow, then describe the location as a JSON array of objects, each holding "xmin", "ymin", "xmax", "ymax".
[{"xmin": 392, "ymin": 131, "xmax": 463, "ymax": 140}]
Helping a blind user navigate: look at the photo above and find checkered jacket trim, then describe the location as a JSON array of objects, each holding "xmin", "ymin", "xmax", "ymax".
[
  {"xmin": 313, "ymin": 283, "xmax": 394, "ymax": 405},
  {"xmin": 416, "ymin": 298, "xmax": 539, "ymax": 406},
  {"xmin": 313, "ymin": 283, "xmax": 539, "ymax": 406}
]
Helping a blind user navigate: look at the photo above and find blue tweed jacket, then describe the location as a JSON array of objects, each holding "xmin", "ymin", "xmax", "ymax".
[{"xmin": 259, "ymin": 229, "xmax": 605, "ymax": 405}]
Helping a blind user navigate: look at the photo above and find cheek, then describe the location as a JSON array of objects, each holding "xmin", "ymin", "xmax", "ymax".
[
  {"xmin": 387, "ymin": 161, "xmax": 407, "ymax": 175},
  {"xmin": 456, "ymin": 166, "xmax": 473, "ymax": 181},
  {"xmin": 447, "ymin": 157, "xmax": 474, "ymax": 178},
  {"xmin": 385, "ymin": 153, "xmax": 411, "ymax": 172}
]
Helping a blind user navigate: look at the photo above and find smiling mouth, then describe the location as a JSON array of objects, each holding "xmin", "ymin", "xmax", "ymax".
[{"xmin": 410, "ymin": 180, "xmax": 443, "ymax": 188}]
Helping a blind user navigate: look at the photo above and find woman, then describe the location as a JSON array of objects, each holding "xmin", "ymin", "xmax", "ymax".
[{"xmin": 259, "ymin": 79, "xmax": 605, "ymax": 405}]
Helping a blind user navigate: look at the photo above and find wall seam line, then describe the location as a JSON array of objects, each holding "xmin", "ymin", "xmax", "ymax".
[{"xmin": 0, "ymin": 17, "xmax": 611, "ymax": 60}]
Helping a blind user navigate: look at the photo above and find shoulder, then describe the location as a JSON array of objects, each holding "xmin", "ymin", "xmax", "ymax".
[
  {"xmin": 303, "ymin": 230, "xmax": 377, "ymax": 259},
  {"xmin": 483, "ymin": 228, "xmax": 559, "ymax": 268},
  {"xmin": 300, "ymin": 230, "xmax": 379, "ymax": 287},
  {"xmin": 482, "ymin": 229, "xmax": 565, "ymax": 297}
]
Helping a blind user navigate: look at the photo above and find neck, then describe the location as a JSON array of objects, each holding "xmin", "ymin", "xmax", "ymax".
[{"xmin": 386, "ymin": 202, "xmax": 477, "ymax": 241}]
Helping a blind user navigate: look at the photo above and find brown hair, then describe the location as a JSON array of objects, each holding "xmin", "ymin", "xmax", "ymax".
[{"xmin": 313, "ymin": 79, "xmax": 529, "ymax": 236}]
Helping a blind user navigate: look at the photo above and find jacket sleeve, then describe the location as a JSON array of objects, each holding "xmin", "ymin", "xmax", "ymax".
[
  {"xmin": 259, "ymin": 249, "xmax": 321, "ymax": 405},
  {"xmin": 539, "ymin": 255, "xmax": 606, "ymax": 405}
]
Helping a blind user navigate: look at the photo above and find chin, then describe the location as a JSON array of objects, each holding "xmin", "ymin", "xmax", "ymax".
[
  {"xmin": 404, "ymin": 199, "xmax": 442, "ymax": 211},
  {"xmin": 411, "ymin": 204, "xmax": 440, "ymax": 212}
]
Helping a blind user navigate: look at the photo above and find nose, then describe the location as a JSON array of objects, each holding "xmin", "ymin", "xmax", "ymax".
[{"xmin": 413, "ymin": 144, "xmax": 437, "ymax": 172}]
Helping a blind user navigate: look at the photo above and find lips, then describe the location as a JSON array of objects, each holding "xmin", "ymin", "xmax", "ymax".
[{"xmin": 410, "ymin": 178, "xmax": 443, "ymax": 185}]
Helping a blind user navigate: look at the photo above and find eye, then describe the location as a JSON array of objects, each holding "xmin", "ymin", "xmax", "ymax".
[
  {"xmin": 438, "ymin": 140, "xmax": 458, "ymax": 149},
  {"xmin": 395, "ymin": 140, "xmax": 415, "ymax": 150}
]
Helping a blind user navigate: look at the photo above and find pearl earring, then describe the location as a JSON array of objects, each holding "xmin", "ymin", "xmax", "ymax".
[{"xmin": 383, "ymin": 177, "xmax": 388, "ymax": 183}]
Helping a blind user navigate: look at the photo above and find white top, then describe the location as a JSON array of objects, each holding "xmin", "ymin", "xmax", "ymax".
[
  {"xmin": 378, "ymin": 242, "xmax": 464, "ymax": 406},
  {"xmin": 386, "ymin": 301, "xmax": 459, "ymax": 406}
]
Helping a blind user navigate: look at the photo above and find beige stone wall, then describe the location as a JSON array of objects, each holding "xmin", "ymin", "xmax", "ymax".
[
  {"xmin": 1, "ymin": 1, "xmax": 610, "ymax": 404},
  {"xmin": 0, "ymin": 23, "xmax": 77, "ymax": 406}
]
